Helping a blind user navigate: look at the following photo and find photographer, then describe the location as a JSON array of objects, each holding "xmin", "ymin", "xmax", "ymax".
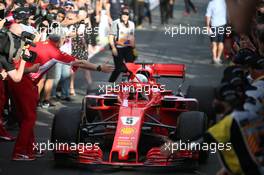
[
  {"xmin": 0, "ymin": 23, "xmax": 34, "ymax": 141},
  {"xmin": 0, "ymin": 23, "xmax": 31, "ymax": 82}
]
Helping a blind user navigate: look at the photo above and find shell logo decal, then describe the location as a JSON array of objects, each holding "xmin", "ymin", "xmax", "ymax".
[{"xmin": 121, "ymin": 127, "xmax": 135, "ymax": 135}]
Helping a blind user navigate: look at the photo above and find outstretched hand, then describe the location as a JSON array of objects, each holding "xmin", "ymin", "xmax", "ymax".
[
  {"xmin": 100, "ymin": 64, "xmax": 114, "ymax": 73},
  {"xmin": 71, "ymin": 60, "xmax": 86, "ymax": 67},
  {"xmin": 71, "ymin": 60, "xmax": 114, "ymax": 73}
]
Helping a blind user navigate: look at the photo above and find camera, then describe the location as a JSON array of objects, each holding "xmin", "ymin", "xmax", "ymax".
[
  {"xmin": 0, "ymin": 29, "xmax": 37, "ymax": 62},
  {"xmin": 51, "ymin": 22, "xmax": 59, "ymax": 29},
  {"xmin": 21, "ymin": 50, "xmax": 37, "ymax": 63},
  {"xmin": 20, "ymin": 32, "xmax": 37, "ymax": 62},
  {"xmin": 46, "ymin": 13, "xmax": 56, "ymax": 23},
  {"xmin": 21, "ymin": 31, "xmax": 36, "ymax": 47}
]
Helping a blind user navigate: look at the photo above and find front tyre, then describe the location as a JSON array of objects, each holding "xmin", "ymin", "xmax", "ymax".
[
  {"xmin": 177, "ymin": 111, "xmax": 209, "ymax": 164},
  {"xmin": 51, "ymin": 107, "xmax": 81, "ymax": 163}
]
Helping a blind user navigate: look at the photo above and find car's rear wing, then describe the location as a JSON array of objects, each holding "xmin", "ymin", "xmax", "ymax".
[{"xmin": 126, "ymin": 63, "xmax": 186, "ymax": 78}]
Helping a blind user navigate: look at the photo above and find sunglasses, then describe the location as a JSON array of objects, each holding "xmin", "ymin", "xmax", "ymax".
[
  {"xmin": 121, "ymin": 12, "xmax": 129, "ymax": 16},
  {"xmin": 65, "ymin": 6, "xmax": 73, "ymax": 10}
]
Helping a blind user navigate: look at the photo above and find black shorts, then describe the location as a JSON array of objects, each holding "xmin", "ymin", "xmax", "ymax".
[{"xmin": 210, "ymin": 25, "xmax": 226, "ymax": 43}]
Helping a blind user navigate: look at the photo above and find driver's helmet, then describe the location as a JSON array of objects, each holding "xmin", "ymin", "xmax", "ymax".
[{"xmin": 134, "ymin": 73, "xmax": 148, "ymax": 83}]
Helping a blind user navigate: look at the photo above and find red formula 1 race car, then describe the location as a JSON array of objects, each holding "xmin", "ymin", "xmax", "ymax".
[{"xmin": 51, "ymin": 63, "xmax": 213, "ymax": 169}]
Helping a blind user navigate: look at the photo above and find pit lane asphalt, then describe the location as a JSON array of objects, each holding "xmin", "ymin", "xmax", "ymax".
[{"xmin": 0, "ymin": 0, "xmax": 226, "ymax": 174}]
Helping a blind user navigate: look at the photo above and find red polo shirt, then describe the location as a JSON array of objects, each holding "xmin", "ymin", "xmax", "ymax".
[{"xmin": 26, "ymin": 40, "xmax": 76, "ymax": 83}]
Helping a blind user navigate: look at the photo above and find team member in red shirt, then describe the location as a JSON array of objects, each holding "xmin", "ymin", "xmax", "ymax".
[{"xmin": 8, "ymin": 34, "xmax": 113, "ymax": 161}]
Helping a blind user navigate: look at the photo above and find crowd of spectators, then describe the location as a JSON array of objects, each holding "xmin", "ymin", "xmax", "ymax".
[
  {"xmin": 211, "ymin": 0, "xmax": 264, "ymax": 174},
  {"xmin": 163, "ymin": 1, "xmax": 264, "ymax": 175}
]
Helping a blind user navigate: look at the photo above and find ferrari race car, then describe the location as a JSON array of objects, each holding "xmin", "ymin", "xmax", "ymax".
[{"xmin": 51, "ymin": 63, "xmax": 215, "ymax": 169}]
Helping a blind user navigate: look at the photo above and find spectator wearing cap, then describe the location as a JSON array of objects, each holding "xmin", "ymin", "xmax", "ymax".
[
  {"xmin": 232, "ymin": 48, "xmax": 257, "ymax": 67},
  {"xmin": 12, "ymin": 7, "xmax": 40, "ymax": 38},
  {"xmin": 248, "ymin": 57, "xmax": 264, "ymax": 82},
  {"xmin": 221, "ymin": 65, "xmax": 250, "ymax": 92},
  {"xmin": 5, "ymin": 0, "xmax": 25, "ymax": 19},
  {"xmin": 64, "ymin": 1, "xmax": 75, "ymax": 12},
  {"xmin": 232, "ymin": 48, "xmax": 259, "ymax": 83},
  {"xmin": 49, "ymin": 0, "xmax": 60, "ymax": 7},
  {"xmin": 13, "ymin": 7, "xmax": 31, "ymax": 23},
  {"xmin": 4, "ymin": 5, "xmax": 29, "ymax": 28}
]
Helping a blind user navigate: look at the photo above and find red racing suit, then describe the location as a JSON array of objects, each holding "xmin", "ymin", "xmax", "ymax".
[{"xmin": 8, "ymin": 40, "xmax": 76, "ymax": 156}]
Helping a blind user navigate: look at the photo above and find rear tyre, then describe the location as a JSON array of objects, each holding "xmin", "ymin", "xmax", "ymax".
[
  {"xmin": 186, "ymin": 86, "xmax": 216, "ymax": 124},
  {"xmin": 177, "ymin": 111, "xmax": 209, "ymax": 164},
  {"xmin": 51, "ymin": 107, "xmax": 81, "ymax": 163}
]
